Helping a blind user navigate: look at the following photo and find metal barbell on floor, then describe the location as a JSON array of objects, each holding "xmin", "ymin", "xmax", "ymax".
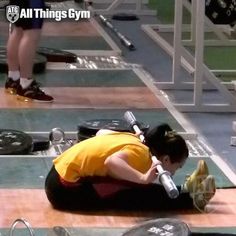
[{"xmin": 82, "ymin": 0, "xmax": 136, "ymax": 51}]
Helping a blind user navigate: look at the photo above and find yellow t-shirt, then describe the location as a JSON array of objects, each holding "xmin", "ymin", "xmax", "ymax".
[{"xmin": 53, "ymin": 132, "xmax": 152, "ymax": 182}]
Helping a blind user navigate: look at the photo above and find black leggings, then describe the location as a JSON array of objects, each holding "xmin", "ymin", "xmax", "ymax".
[{"xmin": 45, "ymin": 166, "xmax": 194, "ymax": 211}]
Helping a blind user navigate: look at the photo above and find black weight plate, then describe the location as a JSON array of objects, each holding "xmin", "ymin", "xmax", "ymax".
[
  {"xmin": 78, "ymin": 119, "xmax": 131, "ymax": 141},
  {"xmin": 31, "ymin": 134, "xmax": 50, "ymax": 152},
  {"xmin": 37, "ymin": 47, "xmax": 77, "ymax": 63},
  {"xmin": 45, "ymin": 0, "xmax": 68, "ymax": 2},
  {"xmin": 74, "ymin": 0, "xmax": 84, "ymax": 3},
  {"xmin": 0, "ymin": 46, "xmax": 8, "ymax": 73},
  {"xmin": 205, "ymin": 0, "xmax": 236, "ymax": 25},
  {"xmin": 0, "ymin": 46, "xmax": 47, "ymax": 74},
  {"xmin": 0, "ymin": 129, "xmax": 33, "ymax": 155},
  {"xmin": 77, "ymin": 118, "xmax": 149, "ymax": 141},
  {"xmin": 122, "ymin": 218, "xmax": 190, "ymax": 236},
  {"xmin": 33, "ymin": 54, "xmax": 47, "ymax": 74},
  {"xmin": 112, "ymin": 13, "xmax": 139, "ymax": 21}
]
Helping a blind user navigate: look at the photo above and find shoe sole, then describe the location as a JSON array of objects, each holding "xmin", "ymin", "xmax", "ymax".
[
  {"xmin": 201, "ymin": 175, "xmax": 216, "ymax": 201},
  {"xmin": 17, "ymin": 95, "xmax": 54, "ymax": 103},
  {"xmin": 192, "ymin": 175, "xmax": 216, "ymax": 211},
  {"xmin": 5, "ymin": 88, "xmax": 17, "ymax": 95}
]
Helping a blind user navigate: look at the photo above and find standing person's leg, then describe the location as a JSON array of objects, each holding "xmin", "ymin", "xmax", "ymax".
[
  {"xmin": 16, "ymin": 28, "xmax": 53, "ymax": 102},
  {"xmin": 18, "ymin": 29, "xmax": 41, "ymax": 82},
  {"xmin": 6, "ymin": 0, "xmax": 53, "ymax": 102},
  {"xmin": 6, "ymin": 0, "xmax": 25, "ymax": 94},
  {"xmin": 6, "ymin": 27, "xmax": 22, "ymax": 72},
  {"xmin": 5, "ymin": 27, "xmax": 22, "ymax": 94},
  {"xmin": 16, "ymin": 0, "xmax": 53, "ymax": 102}
]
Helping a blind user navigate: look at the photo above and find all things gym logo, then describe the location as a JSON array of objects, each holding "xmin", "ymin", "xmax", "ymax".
[
  {"xmin": 6, "ymin": 5, "xmax": 19, "ymax": 23},
  {"xmin": 6, "ymin": 5, "xmax": 91, "ymax": 23}
]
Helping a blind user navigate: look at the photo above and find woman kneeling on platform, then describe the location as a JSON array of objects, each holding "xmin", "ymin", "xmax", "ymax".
[{"xmin": 45, "ymin": 124, "xmax": 216, "ymax": 212}]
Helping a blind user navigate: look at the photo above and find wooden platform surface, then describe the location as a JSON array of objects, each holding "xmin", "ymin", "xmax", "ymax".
[
  {"xmin": 0, "ymin": 189, "xmax": 235, "ymax": 228},
  {"xmin": 0, "ymin": 87, "xmax": 165, "ymax": 109}
]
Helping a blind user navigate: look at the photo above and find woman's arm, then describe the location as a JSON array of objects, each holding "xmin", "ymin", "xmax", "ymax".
[{"xmin": 104, "ymin": 151, "xmax": 158, "ymax": 184}]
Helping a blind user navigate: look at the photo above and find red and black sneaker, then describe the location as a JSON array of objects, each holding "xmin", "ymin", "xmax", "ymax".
[
  {"xmin": 5, "ymin": 78, "xmax": 20, "ymax": 94},
  {"xmin": 16, "ymin": 80, "xmax": 53, "ymax": 102}
]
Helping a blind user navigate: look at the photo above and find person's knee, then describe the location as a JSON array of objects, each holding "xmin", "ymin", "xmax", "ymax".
[
  {"xmin": 8, "ymin": 27, "xmax": 23, "ymax": 43},
  {"xmin": 23, "ymin": 29, "xmax": 42, "ymax": 44},
  {"xmin": 12, "ymin": 26, "xmax": 24, "ymax": 35}
]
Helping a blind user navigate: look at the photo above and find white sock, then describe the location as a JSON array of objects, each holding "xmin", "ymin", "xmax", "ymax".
[
  {"xmin": 8, "ymin": 71, "xmax": 20, "ymax": 81},
  {"xmin": 20, "ymin": 78, "xmax": 33, "ymax": 89}
]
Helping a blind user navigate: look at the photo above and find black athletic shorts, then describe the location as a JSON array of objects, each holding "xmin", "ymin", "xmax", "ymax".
[{"xmin": 9, "ymin": 0, "xmax": 45, "ymax": 30}]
